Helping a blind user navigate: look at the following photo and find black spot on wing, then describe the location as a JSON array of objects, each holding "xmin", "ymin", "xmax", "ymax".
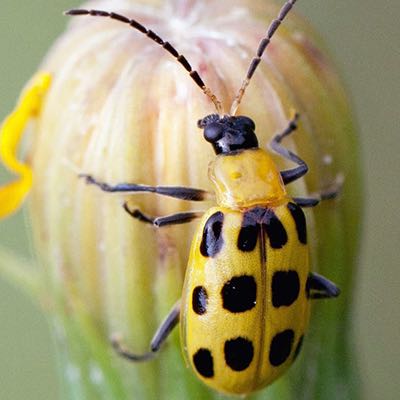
[
  {"xmin": 193, "ymin": 348, "xmax": 214, "ymax": 378},
  {"xmin": 192, "ymin": 286, "xmax": 208, "ymax": 315},
  {"xmin": 272, "ymin": 270, "xmax": 300, "ymax": 307},
  {"xmin": 221, "ymin": 275, "xmax": 257, "ymax": 313},
  {"xmin": 269, "ymin": 329, "xmax": 294, "ymax": 366},
  {"xmin": 237, "ymin": 212, "xmax": 259, "ymax": 251},
  {"xmin": 200, "ymin": 211, "xmax": 224, "ymax": 257},
  {"xmin": 288, "ymin": 202, "xmax": 307, "ymax": 244},
  {"xmin": 263, "ymin": 210, "xmax": 287, "ymax": 249},
  {"xmin": 224, "ymin": 337, "xmax": 254, "ymax": 371}
]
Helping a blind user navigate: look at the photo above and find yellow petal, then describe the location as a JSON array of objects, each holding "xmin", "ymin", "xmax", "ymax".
[{"xmin": 0, "ymin": 72, "xmax": 51, "ymax": 218}]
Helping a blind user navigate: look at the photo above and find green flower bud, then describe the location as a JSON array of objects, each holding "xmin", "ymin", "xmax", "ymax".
[{"xmin": 0, "ymin": 1, "xmax": 362, "ymax": 399}]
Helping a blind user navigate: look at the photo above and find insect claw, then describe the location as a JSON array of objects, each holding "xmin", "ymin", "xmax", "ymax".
[{"xmin": 78, "ymin": 173, "xmax": 95, "ymax": 185}]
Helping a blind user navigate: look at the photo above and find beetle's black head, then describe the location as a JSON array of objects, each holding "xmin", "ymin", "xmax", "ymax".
[{"xmin": 198, "ymin": 114, "xmax": 259, "ymax": 155}]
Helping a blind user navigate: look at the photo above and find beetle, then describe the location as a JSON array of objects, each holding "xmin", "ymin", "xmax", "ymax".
[{"xmin": 67, "ymin": 0, "xmax": 341, "ymax": 395}]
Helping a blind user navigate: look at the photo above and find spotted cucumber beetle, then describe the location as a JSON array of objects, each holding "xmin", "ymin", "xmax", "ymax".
[{"xmin": 67, "ymin": 0, "xmax": 341, "ymax": 395}]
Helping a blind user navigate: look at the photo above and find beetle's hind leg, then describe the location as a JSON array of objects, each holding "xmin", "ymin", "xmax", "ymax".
[
  {"xmin": 306, "ymin": 273, "xmax": 340, "ymax": 299},
  {"xmin": 123, "ymin": 203, "xmax": 203, "ymax": 227},
  {"xmin": 111, "ymin": 301, "xmax": 180, "ymax": 362}
]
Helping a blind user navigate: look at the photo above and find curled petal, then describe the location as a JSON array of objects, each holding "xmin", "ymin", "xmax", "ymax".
[{"xmin": 0, "ymin": 72, "xmax": 51, "ymax": 217}]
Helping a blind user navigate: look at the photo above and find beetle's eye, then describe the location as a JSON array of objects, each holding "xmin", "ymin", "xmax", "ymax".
[
  {"xmin": 243, "ymin": 117, "xmax": 255, "ymax": 131},
  {"xmin": 204, "ymin": 122, "xmax": 223, "ymax": 143},
  {"xmin": 237, "ymin": 116, "xmax": 255, "ymax": 131}
]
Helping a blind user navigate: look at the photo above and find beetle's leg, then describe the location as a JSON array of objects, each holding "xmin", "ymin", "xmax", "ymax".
[
  {"xmin": 123, "ymin": 203, "xmax": 203, "ymax": 227},
  {"xmin": 111, "ymin": 301, "xmax": 180, "ymax": 362},
  {"xmin": 306, "ymin": 273, "xmax": 340, "ymax": 299},
  {"xmin": 269, "ymin": 112, "xmax": 308, "ymax": 185},
  {"xmin": 292, "ymin": 197, "xmax": 319, "ymax": 208},
  {"xmin": 293, "ymin": 176, "xmax": 343, "ymax": 207},
  {"xmin": 80, "ymin": 174, "xmax": 212, "ymax": 202}
]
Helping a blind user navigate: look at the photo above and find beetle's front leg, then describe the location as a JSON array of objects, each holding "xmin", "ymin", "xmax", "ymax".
[{"xmin": 80, "ymin": 173, "xmax": 213, "ymax": 202}]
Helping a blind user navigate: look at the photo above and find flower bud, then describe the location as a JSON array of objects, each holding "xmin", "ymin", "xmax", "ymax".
[{"xmin": 0, "ymin": 1, "xmax": 362, "ymax": 399}]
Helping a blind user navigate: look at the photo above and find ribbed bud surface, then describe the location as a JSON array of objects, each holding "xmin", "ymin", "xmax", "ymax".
[{"xmin": 18, "ymin": 0, "xmax": 362, "ymax": 399}]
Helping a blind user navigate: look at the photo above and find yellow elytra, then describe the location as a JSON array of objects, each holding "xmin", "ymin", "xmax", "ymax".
[{"xmin": 181, "ymin": 148, "xmax": 311, "ymax": 394}]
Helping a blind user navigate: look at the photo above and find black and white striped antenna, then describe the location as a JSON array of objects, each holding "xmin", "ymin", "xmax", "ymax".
[
  {"xmin": 65, "ymin": 9, "xmax": 223, "ymax": 113},
  {"xmin": 230, "ymin": 0, "xmax": 297, "ymax": 115}
]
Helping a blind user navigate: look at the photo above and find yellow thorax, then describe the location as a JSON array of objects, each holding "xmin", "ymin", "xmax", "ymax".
[{"xmin": 209, "ymin": 148, "xmax": 288, "ymax": 210}]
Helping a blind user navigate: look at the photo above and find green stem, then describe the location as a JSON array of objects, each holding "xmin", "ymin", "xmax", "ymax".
[{"xmin": 0, "ymin": 245, "xmax": 41, "ymax": 299}]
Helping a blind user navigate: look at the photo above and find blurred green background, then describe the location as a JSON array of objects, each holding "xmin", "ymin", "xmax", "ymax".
[{"xmin": 0, "ymin": 1, "xmax": 398, "ymax": 399}]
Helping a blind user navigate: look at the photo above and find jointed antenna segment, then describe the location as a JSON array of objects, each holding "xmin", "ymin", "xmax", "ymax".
[
  {"xmin": 230, "ymin": 0, "xmax": 297, "ymax": 115},
  {"xmin": 65, "ymin": 9, "xmax": 222, "ymax": 113}
]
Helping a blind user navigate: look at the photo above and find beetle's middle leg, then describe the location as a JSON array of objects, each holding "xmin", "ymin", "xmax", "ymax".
[
  {"xmin": 293, "ymin": 176, "xmax": 343, "ymax": 208},
  {"xmin": 123, "ymin": 203, "xmax": 203, "ymax": 227}
]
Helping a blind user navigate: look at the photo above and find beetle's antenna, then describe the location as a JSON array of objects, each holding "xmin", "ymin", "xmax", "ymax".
[
  {"xmin": 230, "ymin": 0, "xmax": 297, "ymax": 116},
  {"xmin": 65, "ymin": 9, "xmax": 223, "ymax": 114}
]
